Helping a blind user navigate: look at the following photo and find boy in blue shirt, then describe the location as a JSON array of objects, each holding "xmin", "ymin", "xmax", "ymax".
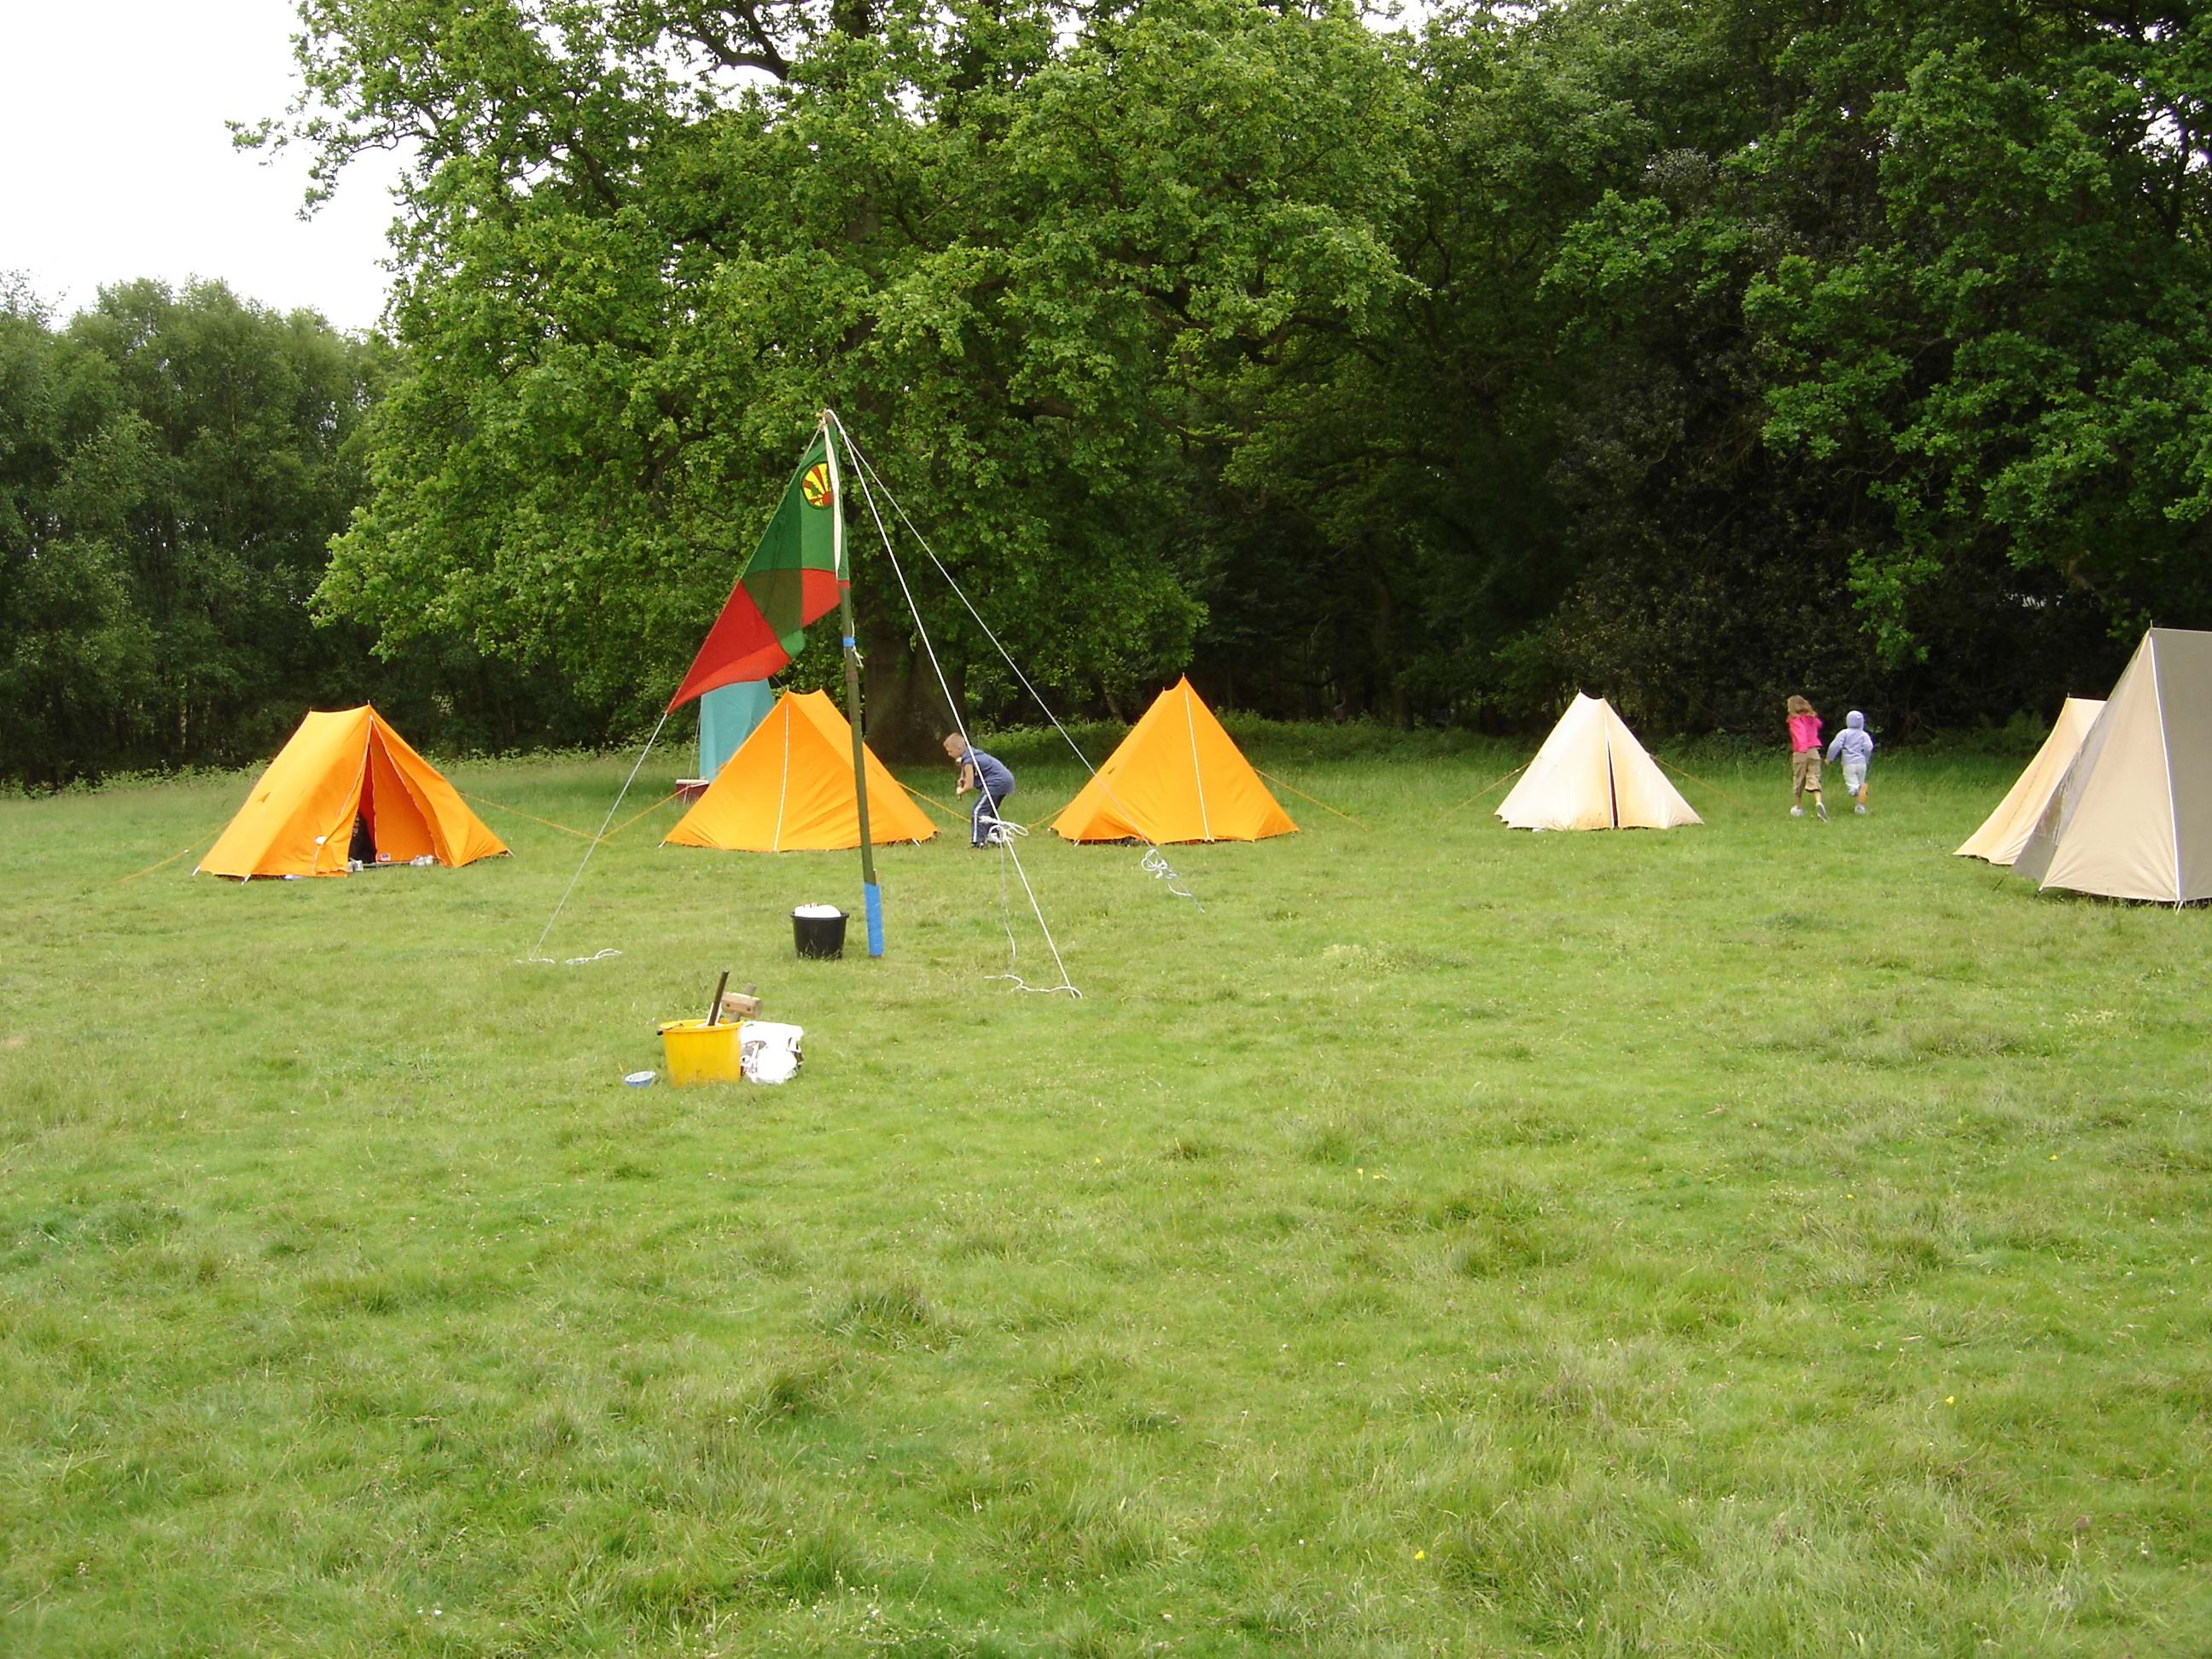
[
  {"xmin": 945, "ymin": 732, "xmax": 1016, "ymax": 847},
  {"xmin": 1825, "ymin": 710, "xmax": 1876, "ymax": 813}
]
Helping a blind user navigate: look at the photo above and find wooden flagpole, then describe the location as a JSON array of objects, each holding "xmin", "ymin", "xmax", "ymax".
[{"xmin": 823, "ymin": 411, "xmax": 883, "ymax": 957}]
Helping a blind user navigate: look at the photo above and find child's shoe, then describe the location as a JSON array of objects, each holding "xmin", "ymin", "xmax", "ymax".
[
  {"xmin": 1854, "ymin": 804, "xmax": 1868, "ymax": 814},
  {"xmin": 1790, "ymin": 806, "xmax": 1803, "ymax": 818},
  {"xmin": 1816, "ymin": 800, "xmax": 1829, "ymax": 821}
]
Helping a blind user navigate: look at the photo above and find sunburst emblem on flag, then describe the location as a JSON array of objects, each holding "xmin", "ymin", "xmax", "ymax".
[{"xmin": 802, "ymin": 463, "xmax": 834, "ymax": 509}]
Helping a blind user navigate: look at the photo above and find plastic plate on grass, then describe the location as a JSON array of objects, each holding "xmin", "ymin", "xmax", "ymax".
[{"xmin": 623, "ymin": 1070, "xmax": 657, "ymax": 1087}]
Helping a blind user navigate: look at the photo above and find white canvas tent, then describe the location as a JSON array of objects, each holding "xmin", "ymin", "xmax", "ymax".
[
  {"xmin": 1954, "ymin": 696, "xmax": 2105, "ymax": 864},
  {"xmin": 2013, "ymin": 628, "xmax": 2212, "ymax": 903},
  {"xmin": 1497, "ymin": 693, "xmax": 1701, "ymax": 831}
]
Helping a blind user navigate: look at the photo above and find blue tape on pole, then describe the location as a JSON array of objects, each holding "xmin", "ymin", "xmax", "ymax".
[
  {"xmin": 864, "ymin": 882, "xmax": 884, "ymax": 958},
  {"xmin": 842, "ymin": 636, "xmax": 856, "ymax": 649}
]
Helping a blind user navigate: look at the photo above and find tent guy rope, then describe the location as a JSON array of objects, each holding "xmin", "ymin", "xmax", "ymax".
[
  {"xmin": 1253, "ymin": 768, "xmax": 1369, "ymax": 830},
  {"xmin": 835, "ymin": 413, "xmax": 1080, "ymax": 997},
  {"xmin": 521, "ymin": 709, "xmax": 670, "ymax": 965},
  {"xmin": 840, "ymin": 428, "xmax": 1202, "ymax": 913},
  {"xmin": 460, "ymin": 792, "xmax": 597, "ymax": 841},
  {"xmin": 1440, "ymin": 764, "xmax": 1526, "ymax": 818},
  {"xmin": 598, "ymin": 789, "xmax": 683, "ymax": 844},
  {"xmin": 1651, "ymin": 754, "xmax": 1754, "ymax": 814},
  {"xmin": 111, "ymin": 841, "xmax": 207, "ymax": 886}
]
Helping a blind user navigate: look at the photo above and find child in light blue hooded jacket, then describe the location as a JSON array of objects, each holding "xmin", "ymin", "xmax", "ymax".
[{"xmin": 1825, "ymin": 711, "xmax": 1875, "ymax": 813}]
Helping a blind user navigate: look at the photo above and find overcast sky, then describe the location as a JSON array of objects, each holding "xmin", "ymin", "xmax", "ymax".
[{"xmin": 1, "ymin": 0, "xmax": 400, "ymax": 333}]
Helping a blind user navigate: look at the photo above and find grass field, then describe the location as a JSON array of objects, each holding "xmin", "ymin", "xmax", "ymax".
[{"xmin": 3, "ymin": 725, "xmax": 2208, "ymax": 1656}]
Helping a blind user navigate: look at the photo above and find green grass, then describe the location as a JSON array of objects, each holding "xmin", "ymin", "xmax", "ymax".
[{"xmin": 3, "ymin": 731, "xmax": 2208, "ymax": 1656}]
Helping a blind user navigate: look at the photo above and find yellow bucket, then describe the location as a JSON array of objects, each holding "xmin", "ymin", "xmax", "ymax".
[{"xmin": 657, "ymin": 1018, "xmax": 744, "ymax": 1086}]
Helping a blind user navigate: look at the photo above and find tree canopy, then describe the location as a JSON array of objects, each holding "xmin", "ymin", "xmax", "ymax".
[
  {"xmin": 13, "ymin": 0, "xmax": 2205, "ymax": 780},
  {"xmin": 0, "ymin": 279, "xmax": 596, "ymax": 785}
]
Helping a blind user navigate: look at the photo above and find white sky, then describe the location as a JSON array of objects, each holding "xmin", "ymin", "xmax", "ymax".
[{"xmin": 0, "ymin": 0, "xmax": 402, "ymax": 334}]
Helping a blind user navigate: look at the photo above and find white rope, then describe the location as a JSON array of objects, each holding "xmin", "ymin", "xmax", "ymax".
[
  {"xmin": 837, "ymin": 427, "xmax": 1203, "ymax": 907},
  {"xmin": 1141, "ymin": 847, "xmax": 1203, "ymax": 909},
  {"xmin": 835, "ymin": 416, "xmax": 1080, "ymax": 997},
  {"xmin": 521, "ymin": 709, "xmax": 671, "ymax": 965},
  {"xmin": 987, "ymin": 832, "xmax": 1083, "ymax": 996}
]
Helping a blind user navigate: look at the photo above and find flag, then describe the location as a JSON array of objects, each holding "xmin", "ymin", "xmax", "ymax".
[{"xmin": 668, "ymin": 432, "xmax": 843, "ymax": 709}]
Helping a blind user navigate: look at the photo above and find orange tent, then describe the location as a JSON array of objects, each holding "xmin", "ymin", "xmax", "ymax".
[
  {"xmin": 662, "ymin": 689, "xmax": 937, "ymax": 851},
  {"xmin": 198, "ymin": 706, "xmax": 508, "ymax": 879},
  {"xmin": 1051, "ymin": 677, "xmax": 1296, "ymax": 843}
]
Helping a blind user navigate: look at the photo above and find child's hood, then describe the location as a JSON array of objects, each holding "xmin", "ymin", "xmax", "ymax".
[{"xmin": 1846, "ymin": 710, "xmax": 1865, "ymax": 731}]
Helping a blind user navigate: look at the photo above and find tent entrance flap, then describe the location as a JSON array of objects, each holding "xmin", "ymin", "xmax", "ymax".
[{"xmin": 358, "ymin": 732, "xmax": 438, "ymax": 864}]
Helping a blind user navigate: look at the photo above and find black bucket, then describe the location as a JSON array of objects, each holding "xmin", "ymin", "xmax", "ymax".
[{"xmin": 792, "ymin": 908, "xmax": 847, "ymax": 959}]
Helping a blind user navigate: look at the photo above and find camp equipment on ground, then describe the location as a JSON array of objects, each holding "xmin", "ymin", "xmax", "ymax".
[
  {"xmin": 1051, "ymin": 677, "xmax": 1297, "ymax": 844},
  {"xmin": 662, "ymin": 690, "xmax": 936, "ymax": 853},
  {"xmin": 740, "ymin": 1022, "xmax": 805, "ymax": 1084},
  {"xmin": 1955, "ymin": 696, "xmax": 2106, "ymax": 864},
  {"xmin": 2014, "ymin": 627, "xmax": 2212, "ymax": 903},
  {"xmin": 793, "ymin": 905, "xmax": 847, "ymax": 958},
  {"xmin": 656, "ymin": 1016, "xmax": 805, "ymax": 1085},
  {"xmin": 1495, "ymin": 694, "xmax": 1701, "ymax": 831},
  {"xmin": 198, "ymin": 706, "xmax": 508, "ymax": 880},
  {"xmin": 659, "ymin": 1019, "xmax": 744, "ymax": 1085}
]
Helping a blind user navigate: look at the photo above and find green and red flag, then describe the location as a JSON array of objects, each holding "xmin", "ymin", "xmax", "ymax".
[{"xmin": 669, "ymin": 433, "xmax": 843, "ymax": 709}]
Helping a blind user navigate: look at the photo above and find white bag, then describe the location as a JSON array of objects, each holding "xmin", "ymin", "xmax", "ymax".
[{"xmin": 739, "ymin": 1021, "xmax": 804, "ymax": 1085}]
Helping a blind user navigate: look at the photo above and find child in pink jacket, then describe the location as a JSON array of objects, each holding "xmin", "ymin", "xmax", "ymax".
[{"xmin": 1786, "ymin": 695, "xmax": 1827, "ymax": 820}]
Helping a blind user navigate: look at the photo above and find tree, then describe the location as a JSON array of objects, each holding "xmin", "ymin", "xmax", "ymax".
[
  {"xmin": 1745, "ymin": 1, "xmax": 2212, "ymax": 662},
  {"xmin": 267, "ymin": 0, "xmax": 1415, "ymax": 752},
  {"xmin": 0, "ymin": 279, "xmax": 594, "ymax": 784}
]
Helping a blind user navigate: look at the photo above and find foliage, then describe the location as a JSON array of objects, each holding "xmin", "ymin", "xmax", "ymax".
[
  {"xmin": 14, "ymin": 0, "xmax": 2212, "ymax": 778},
  {"xmin": 0, "ymin": 282, "xmax": 601, "ymax": 785},
  {"xmin": 1742, "ymin": 1, "xmax": 2212, "ymax": 660},
  {"xmin": 272, "ymin": 0, "xmax": 1412, "ymax": 752}
]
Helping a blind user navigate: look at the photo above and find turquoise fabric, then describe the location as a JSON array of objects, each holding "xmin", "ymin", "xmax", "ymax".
[{"xmin": 697, "ymin": 681, "xmax": 774, "ymax": 779}]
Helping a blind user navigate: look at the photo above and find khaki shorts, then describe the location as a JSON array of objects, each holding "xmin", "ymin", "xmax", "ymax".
[{"xmin": 1791, "ymin": 750, "xmax": 1823, "ymax": 789}]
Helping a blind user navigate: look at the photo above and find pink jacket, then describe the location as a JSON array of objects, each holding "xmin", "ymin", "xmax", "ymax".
[{"xmin": 1788, "ymin": 713, "xmax": 1823, "ymax": 753}]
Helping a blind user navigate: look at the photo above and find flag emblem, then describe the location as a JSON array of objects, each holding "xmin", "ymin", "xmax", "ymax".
[{"xmin": 668, "ymin": 431, "xmax": 842, "ymax": 710}]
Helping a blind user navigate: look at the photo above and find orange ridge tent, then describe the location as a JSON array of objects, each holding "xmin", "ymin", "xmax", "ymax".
[
  {"xmin": 198, "ymin": 706, "xmax": 508, "ymax": 879},
  {"xmin": 1051, "ymin": 677, "xmax": 1296, "ymax": 844},
  {"xmin": 662, "ymin": 689, "xmax": 936, "ymax": 852}
]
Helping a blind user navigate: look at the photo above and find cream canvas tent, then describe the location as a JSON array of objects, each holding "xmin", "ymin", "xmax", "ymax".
[
  {"xmin": 198, "ymin": 706, "xmax": 509, "ymax": 879},
  {"xmin": 662, "ymin": 689, "xmax": 936, "ymax": 852},
  {"xmin": 1954, "ymin": 696, "xmax": 2105, "ymax": 864},
  {"xmin": 1496, "ymin": 693, "xmax": 1701, "ymax": 831},
  {"xmin": 2014, "ymin": 627, "xmax": 2212, "ymax": 903},
  {"xmin": 1051, "ymin": 677, "xmax": 1296, "ymax": 844}
]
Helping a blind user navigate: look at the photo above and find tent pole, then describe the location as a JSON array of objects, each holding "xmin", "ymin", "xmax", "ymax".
[{"xmin": 823, "ymin": 412, "xmax": 883, "ymax": 956}]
